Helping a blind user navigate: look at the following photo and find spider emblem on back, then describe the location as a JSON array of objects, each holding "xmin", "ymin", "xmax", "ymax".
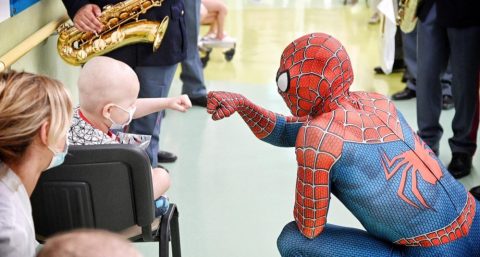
[{"xmin": 379, "ymin": 133, "xmax": 444, "ymax": 209}]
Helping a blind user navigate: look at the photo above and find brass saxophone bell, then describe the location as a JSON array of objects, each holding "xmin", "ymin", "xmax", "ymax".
[{"xmin": 153, "ymin": 16, "xmax": 169, "ymax": 51}]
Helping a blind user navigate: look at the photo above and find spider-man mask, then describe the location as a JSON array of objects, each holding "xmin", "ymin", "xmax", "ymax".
[{"xmin": 276, "ymin": 33, "xmax": 354, "ymax": 117}]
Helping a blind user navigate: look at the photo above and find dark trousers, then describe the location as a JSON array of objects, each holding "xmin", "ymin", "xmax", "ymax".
[
  {"xmin": 180, "ymin": 0, "xmax": 206, "ymax": 98},
  {"xmin": 401, "ymin": 26, "xmax": 452, "ymax": 96},
  {"xmin": 416, "ymin": 4, "xmax": 480, "ymax": 155}
]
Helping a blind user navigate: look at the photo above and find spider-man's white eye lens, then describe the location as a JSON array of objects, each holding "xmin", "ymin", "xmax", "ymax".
[{"xmin": 277, "ymin": 72, "xmax": 289, "ymax": 92}]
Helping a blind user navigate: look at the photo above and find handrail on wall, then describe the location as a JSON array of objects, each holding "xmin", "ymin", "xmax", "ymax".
[{"xmin": 0, "ymin": 15, "xmax": 69, "ymax": 73}]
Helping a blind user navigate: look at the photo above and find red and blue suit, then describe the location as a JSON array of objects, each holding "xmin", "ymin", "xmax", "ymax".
[{"xmin": 207, "ymin": 33, "xmax": 479, "ymax": 257}]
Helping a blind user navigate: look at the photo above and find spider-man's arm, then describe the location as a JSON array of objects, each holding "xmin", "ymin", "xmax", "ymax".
[
  {"xmin": 294, "ymin": 118, "xmax": 343, "ymax": 239},
  {"xmin": 207, "ymin": 91, "xmax": 306, "ymax": 147}
]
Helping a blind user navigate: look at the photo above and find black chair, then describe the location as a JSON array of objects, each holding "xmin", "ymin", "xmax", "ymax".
[{"xmin": 31, "ymin": 144, "xmax": 181, "ymax": 257}]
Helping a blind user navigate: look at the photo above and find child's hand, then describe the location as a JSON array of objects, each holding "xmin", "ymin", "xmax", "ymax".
[{"xmin": 168, "ymin": 95, "xmax": 192, "ymax": 112}]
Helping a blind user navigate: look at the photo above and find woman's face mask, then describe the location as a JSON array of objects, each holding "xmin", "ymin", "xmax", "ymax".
[
  {"xmin": 107, "ymin": 104, "xmax": 136, "ymax": 130},
  {"xmin": 47, "ymin": 140, "xmax": 68, "ymax": 170}
]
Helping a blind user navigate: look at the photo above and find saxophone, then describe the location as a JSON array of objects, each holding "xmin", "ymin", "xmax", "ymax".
[
  {"xmin": 57, "ymin": 0, "xmax": 169, "ymax": 65},
  {"xmin": 397, "ymin": 0, "xmax": 420, "ymax": 33}
]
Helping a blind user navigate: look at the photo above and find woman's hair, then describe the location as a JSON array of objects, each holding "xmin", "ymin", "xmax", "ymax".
[{"xmin": 0, "ymin": 70, "xmax": 73, "ymax": 163}]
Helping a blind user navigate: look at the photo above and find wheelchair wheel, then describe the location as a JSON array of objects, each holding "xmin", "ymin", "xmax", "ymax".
[
  {"xmin": 199, "ymin": 47, "xmax": 212, "ymax": 68},
  {"xmin": 201, "ymin": 55, "xmax": 209, "ymax": 68},
  {"xmin": 224, "ymin": 48, "xmax": 235, "ymax": 62}
]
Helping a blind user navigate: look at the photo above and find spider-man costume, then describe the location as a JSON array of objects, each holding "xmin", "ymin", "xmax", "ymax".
[{"xmin": 207, "ymin": 33, "xmax": 480, "ymax": 257}]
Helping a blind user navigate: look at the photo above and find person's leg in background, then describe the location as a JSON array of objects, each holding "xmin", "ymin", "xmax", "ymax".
[
  {"xmin": 392, "ymin": 27, "xmax": 417, "ymax": 100},
  {"xmin": 440, "ymin": 63, "xmax": 454, "ymax": 110},
  {"xmin": 129, "ymin": 65, "xmax": 178, "ymax": 167},
  {"xmin": 392, "ymin": 26, "xmax": 454, "ymax": 111},
  {"xmin": 416, "ymin": 4, "xmax": 449, "ymax": 155},
  {"xmin": 446, "ymin": 25, "xmax": 480, "ymax": 178},
  {"xmin": 180, "ymin": 0, "xmax": 208, "ymax": 107}
]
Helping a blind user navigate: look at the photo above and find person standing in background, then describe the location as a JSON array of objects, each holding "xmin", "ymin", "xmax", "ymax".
[
  {"xmin": 416, "ymin": 0, "xmax": 480, "ymax": 178},
  {"xmin": 179, "ymin": 0, "xmax": 208, "ymax": 109},
  {"xmin": 391, "ymin": 26, "xmax": 454, "ymax": 111}
]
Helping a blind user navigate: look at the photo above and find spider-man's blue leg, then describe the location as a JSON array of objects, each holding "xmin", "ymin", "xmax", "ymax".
[{"xmin": 277, "ymin": 222, "xmax": 403, "ymax": 257}]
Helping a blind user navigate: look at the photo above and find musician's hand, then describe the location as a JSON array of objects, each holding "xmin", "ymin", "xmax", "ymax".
[{"xmin": 73, "ymin": 4, "xmax": 103, "ymax": 33}]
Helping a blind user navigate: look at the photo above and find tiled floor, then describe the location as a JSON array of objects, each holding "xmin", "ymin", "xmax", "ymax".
[{"xmin": 137, "ymin": 1, "xmax": 479, "ymax": 256}]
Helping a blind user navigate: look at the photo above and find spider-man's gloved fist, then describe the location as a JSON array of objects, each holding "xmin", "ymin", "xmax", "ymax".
[{"xmin": 207, "ymin": 91, "xmax": 248, "ymax": 121}]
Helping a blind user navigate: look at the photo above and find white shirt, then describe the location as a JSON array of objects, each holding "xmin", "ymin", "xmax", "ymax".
[
  {"xmin": 0, "ymin": 163, "xmax": 39, "ymax": 257},
  {"xmin": 68, "ymin": 108, "xmax": 118, "ymax": 145}
]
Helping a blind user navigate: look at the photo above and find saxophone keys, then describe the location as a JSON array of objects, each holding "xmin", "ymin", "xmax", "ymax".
[
  {"xmin": 62, "ymin": 46, "xmax": 73, "ymax": 56},
  {"xmin": 81, "ymin": 32, "xmax": 95, "ymax": 41},
  {"xmin": 131, "ymin": 6, "xmax": 141, "ymax": 13},
  {"xmin": 93, "ymin": 39, "xmax": 107, "ymax": 52},
  {"xmin": 119, "ymin": 12, "xmax": 129, "ymax": 20},
  {"xmin": 142, "ymin": 1, "xmax": 153, "ymax": 9},
  {"xmin": 108, "ymin": 17, "xmax": 120, "ymax": 27},
  {"xmin": 111, "ymin": 30, "xmax": 126, "ymax": 43},
  {"xmin": 57, "ymin": 22, "xmax": 72, "ymax": 33},
  {"xmin": 76, "ymin": 50, "xmax": 88, "ymax": 61}
]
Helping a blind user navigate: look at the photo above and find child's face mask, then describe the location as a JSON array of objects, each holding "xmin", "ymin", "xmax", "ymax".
[{"xmin": 107, "ymin": 104, "xmax": 136, "ymax": 130}]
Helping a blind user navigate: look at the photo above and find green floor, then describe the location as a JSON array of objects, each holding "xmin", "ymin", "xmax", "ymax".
[{"xmin": 138, "ymin": 1, "xmax": 480, "ymax": 256}]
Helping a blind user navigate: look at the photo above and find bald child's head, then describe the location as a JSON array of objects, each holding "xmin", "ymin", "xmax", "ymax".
[
  {"xmin": 78, "ymin": 56, "xmax": 139, "ymax": 115},
  {"xmin": 37, "ymin": 229, "xmax": 143, "ymax": 257}
]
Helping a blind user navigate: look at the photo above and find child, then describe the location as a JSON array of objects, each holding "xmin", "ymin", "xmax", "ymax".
[{"xmin": 68, "ymin": 56, "xmax": 192, "ymax": 216}]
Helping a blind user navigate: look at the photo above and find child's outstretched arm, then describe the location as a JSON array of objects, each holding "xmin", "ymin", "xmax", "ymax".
[{"xmin": 133, "ymin": 95, "xmax": 192, "ymax": 119}]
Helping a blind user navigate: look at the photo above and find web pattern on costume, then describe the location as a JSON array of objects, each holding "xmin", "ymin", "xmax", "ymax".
[{"xmin": 68, "ymin": 108, "xmax": 118, "ymax": 146}]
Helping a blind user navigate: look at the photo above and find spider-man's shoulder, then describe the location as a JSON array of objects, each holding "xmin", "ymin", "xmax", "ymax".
[
  {"xmin": 352, "ymin": 92, "xmax": 394, "ymax": 111},
  {"xmin": 296, "ymin": 112, "xmax": 345, "ymax": 158},
  {"xmin": 306, "ymin": 110, "xmax": 346, "ymax": 138}
]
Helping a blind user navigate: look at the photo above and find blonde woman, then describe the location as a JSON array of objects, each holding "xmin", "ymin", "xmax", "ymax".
[{"xmin": 0, "ymin": 70, "xmax": 73, "ymax": 257}]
